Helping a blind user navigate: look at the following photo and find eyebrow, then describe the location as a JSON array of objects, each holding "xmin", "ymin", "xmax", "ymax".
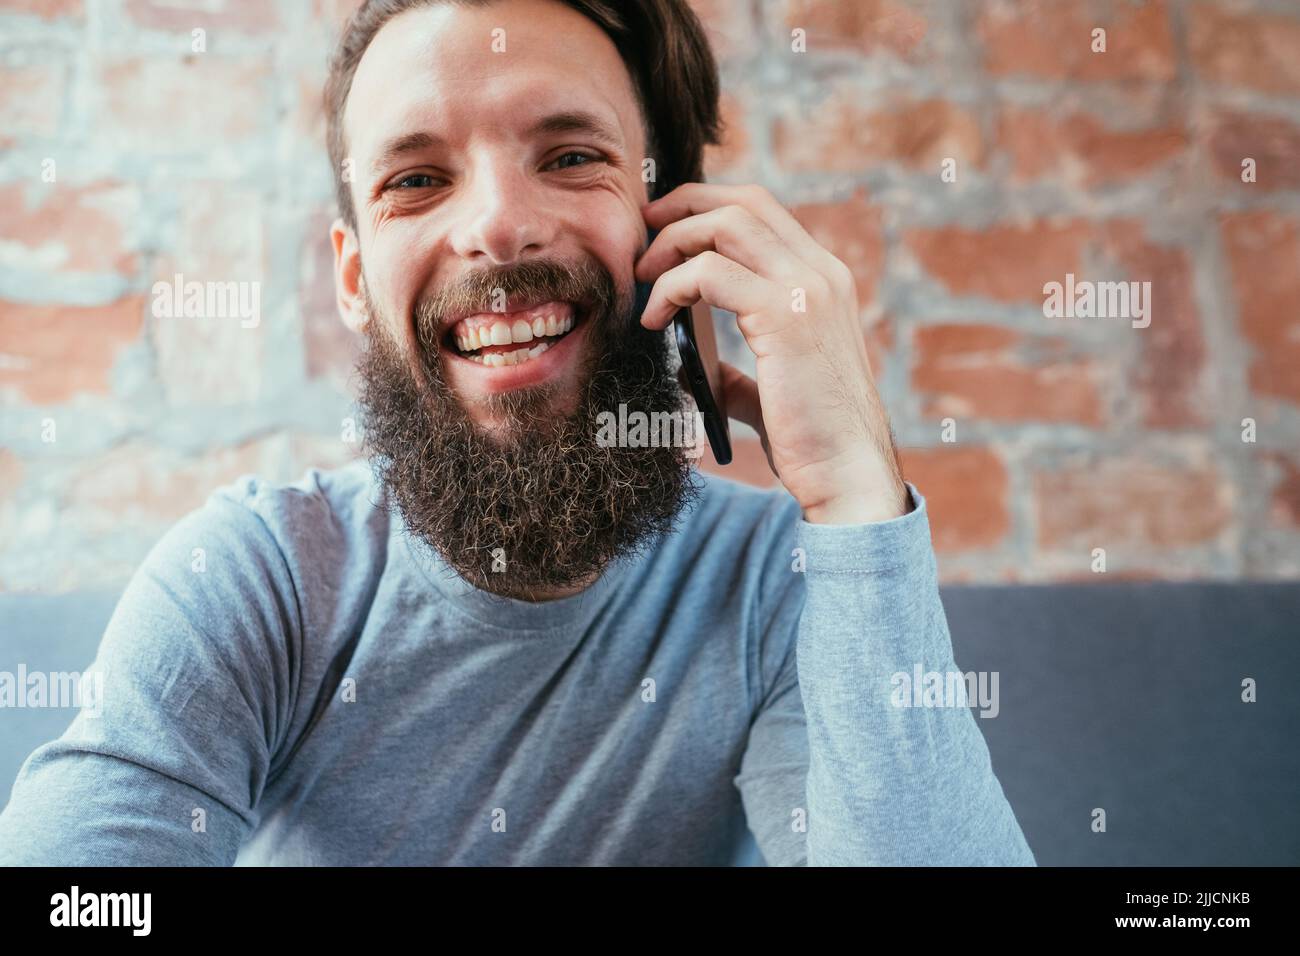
[
  {"xmin": 369, "ymin": 109, "xmax": 624, "ymax": 176},
  {"xmin": 527, "ymin": 110, "xmax": 623, "ymax": 151}
]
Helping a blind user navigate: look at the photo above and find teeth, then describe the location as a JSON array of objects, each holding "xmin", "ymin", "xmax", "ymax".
[
  {"xmin": 453, "ymin": 307, "xmax": 580, "ymax": 363},
  {"xmin": 456, "ymin": 311, "xmax": 576, "ymax": 351},
  {"xmin": 466, "ymin": 341, "xmax": 553, "ymax": 367}
]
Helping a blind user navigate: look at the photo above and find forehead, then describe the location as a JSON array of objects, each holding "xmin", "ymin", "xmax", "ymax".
[{"xmin": 344, "ymin": 0, "xmax": 643, "ymax": 168}]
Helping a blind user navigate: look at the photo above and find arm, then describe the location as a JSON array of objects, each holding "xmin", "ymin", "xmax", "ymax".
[
  {"xmin": 0, "ymin": 493, "xmax": 297, "ymax": 866},
  {"xmin": 735, "ymin": 484, "xmax": 1035, "ymax": 866},
  {"xmin": 637, "ymin": 182, "xmax": 1032, "ymax": 866},
  {"xmin": 796, "ymin": 483, "xmax": 1035, "ymax": 865}
]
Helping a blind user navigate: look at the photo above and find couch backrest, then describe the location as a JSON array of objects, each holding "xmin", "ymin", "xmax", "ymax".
[{"xmin": 2, "ymin": 582, "xmax": 1297, "ymax": 865}]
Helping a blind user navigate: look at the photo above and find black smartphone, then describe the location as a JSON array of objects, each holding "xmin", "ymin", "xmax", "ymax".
[
  {"xmin": 635, "ymin": 227, "xmax": 732, "ymax": 465},
  {"xmin": 673, "ymin": 304, "xmax": 731, "ymax": 464}
]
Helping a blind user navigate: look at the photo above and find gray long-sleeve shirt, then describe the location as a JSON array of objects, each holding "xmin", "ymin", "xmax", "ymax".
[{"xmin": 0, "ymin": 460, "xmax": 1035, "ymax": 865}]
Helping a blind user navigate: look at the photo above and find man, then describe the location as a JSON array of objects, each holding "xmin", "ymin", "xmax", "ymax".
[{"xmin": 0, "ymin": 0, "xmax": 1035, "ymax": 865}]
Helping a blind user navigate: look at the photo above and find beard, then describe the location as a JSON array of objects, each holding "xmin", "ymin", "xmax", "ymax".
[{"xmin": 353, "ymin": 255, "xmax": 702, "ymax": 602}]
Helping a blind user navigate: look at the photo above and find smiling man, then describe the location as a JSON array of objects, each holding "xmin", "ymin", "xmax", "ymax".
[{"xmin": 0, "ymin": 0, "xmax": 1035, "ymax": 866}]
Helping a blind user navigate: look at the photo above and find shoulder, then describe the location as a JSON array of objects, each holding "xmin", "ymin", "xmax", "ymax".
[
  {"xmin": 99, "ymin": 459, "xmax": 391, "ymax": 705},
  {"xmin": 684, "ymin": 469, "xmax": 803, "ymax": 554},
  {"xmin": 196, "ymin": 457, "xmax": 389, "ymax": 568},
  {"xmin": 651, "ymin": 469, "xmax": 804, "ymax": 612},
  {"xmin": 206, "ymin": 457, "xmax": 386, "ymax": 542},
  {"xmin": 116, "ymin": 458, "xmax": 392, "ymax": 643},
  {"xmin": 192, "ymin": 458, "xmax": 394, "ymax": 618}
]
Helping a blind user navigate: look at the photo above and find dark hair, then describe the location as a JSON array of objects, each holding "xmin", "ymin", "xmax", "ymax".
[{"xmin": 324, "ymin": 0, "xmax": 723, "ymax": 228}]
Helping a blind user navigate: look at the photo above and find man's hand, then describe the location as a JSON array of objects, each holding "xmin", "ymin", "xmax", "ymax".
[{"xmin": 636, "ymin": 183, "xmax": 909, "ymax": 525}]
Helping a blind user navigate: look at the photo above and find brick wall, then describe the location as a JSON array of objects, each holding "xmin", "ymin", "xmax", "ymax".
[{"xmin": 1, "ymin": 0, "xmax": 1297, "ymax": 591}]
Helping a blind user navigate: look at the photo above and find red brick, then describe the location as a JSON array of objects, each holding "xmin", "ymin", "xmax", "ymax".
[
  {"xmin": 1262, "ymin": 453, "xmax": 1300, "ymax": 529},
  {"xmin": 1188, "ymin": 5, "xmax": 1300, "ymax": 96},
  {"xmin": 97, "ymin": 56, "xmax": 271, "ymax": 150},
  {"xmin": 0, "ymin": 449, "xmax": 23, "ymax": 504},
  {"xmin": 689, "ymin": 0, "xmax": 761, "ymax": 62},
  {"xmin": 774, "ymin": 95, "xmax": 984, "ymax": 173},
  {"xmin": 865, "ymin": 315, "xmax": 893, "ymax": 380},
  {"xmin": 776, "ymin": 0, "xmax": 928, "ymax": 60},
  {"xmin": 0, "ymin": 0, "xmax": 82, "ymax": 18},
  {"xmin": 789, "ymin": 188, "xmax": 885, "ymax": 311},
  {"xmin": 148, "ymin": 215, "xmax": 267, "ymax": 403},
  {"xmin": 313, "ymin": 0, "xmax": 364, "ymax": 34},
  {"xmin": 149, "ymin": 185, "xmax": 267, "ymax": 405},
  {"xmin": 65, "ymin": 442, "xmax": 258, "ymax": 526},
  {"xmin": 64, "ymin": 433, "xmax": 356, "ymax": 530},
  {"xmin": 912, "ymin": 323, "xmax": 1104, "ymax": 426},
  {"xmin": 0, "ymin": 59, "xmax": 66, "ymax": 138},
  {"xmin": 898, "ymin": 446, "xmax": 1010, "ymax": 552},
  {"xmin": 0, "ymin": 181, "xmax": 138, "ymax": 277},
  {"xmin": 1263, "ymin": 455, "xmax": 1300, "ymax": 530},
  {"xmin": 1220, "ymin": 211, "xmax": 1300, "ymax": 406},
  {"xmin": 979, "ymin": 0, "xmax": 1175, "ymax": 83},
  {"xmin": 903, "ymin": 219, "xmax": 1090, "ymax": 303},
  {"xmin": 1099, "ymin": 222, "xmax": 1205, "ymax": 428},
  {"xmin": 703, "ymin": 91, "xmax": 753, "ymax": 179},
  {"xmin": 1034, "ymin": 457, "xmax": 1231, "ymax": 550},
  {"xmin": 301, "ymin": 208, "xmax": 360, "ymax": 388},
  {"xmin": 124, "ymin": 0, "xmax": 278, "ymax": 34},
  {"xmin": 999, "ymin": 106, "xmax": 1188, "ymax": 186},
  {"xmin": 698, "ymin": 435, "xmax": 777, "ymax": 489},
  {"xmin": 0, "ymin": 297, "xmax": 146, "ymax": 404},
  {"xmin": 1206, "ymin": 111, "xmax": 1300, "ymax": 193}
]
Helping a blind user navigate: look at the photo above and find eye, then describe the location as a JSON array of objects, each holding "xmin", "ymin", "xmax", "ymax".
[
  {"xmin": 547, "ymin": 151, "xmax": 600, "ymax": 171},
  {"xmin": 390, "ymin": 173, "xmax": 438, "ymax": 190}
]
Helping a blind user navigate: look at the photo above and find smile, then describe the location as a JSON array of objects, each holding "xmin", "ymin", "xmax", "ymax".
[{"xmin": 443, "ymin": 300, "xmax": 584, "ymax": 369}]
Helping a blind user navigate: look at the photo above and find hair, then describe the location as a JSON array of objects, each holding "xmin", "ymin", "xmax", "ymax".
[{"xmin": 324, "ymin": 0, "xmax": 723, "ymax": 229}]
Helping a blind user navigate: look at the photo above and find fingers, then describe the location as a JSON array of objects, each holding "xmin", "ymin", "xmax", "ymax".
[
  {"xmin": 635, "ymin": 204, "xmax": 807, "ymax": 290},
  {"xmin": 641, "ymin": 183, "xmax": 847, "ymax": 288},
  {"xmin": 638, "ymin": 251, "xmax": 785, "ymax": 337}
]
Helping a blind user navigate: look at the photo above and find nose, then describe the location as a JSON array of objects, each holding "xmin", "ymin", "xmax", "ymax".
[{"xmin": 447, "ymin": 152, "xmax": 556, "ymax": 266}]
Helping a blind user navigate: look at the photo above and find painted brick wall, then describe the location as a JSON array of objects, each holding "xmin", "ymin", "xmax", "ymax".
[{"xmin": 1, "ymin": 0, "xmax": 1297, "ymax": 591}]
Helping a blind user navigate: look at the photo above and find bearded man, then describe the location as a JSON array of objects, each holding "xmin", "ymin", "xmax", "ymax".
[{"xmin": 0, "ymin": 0, "xmax": 1034, "ymax": 867}]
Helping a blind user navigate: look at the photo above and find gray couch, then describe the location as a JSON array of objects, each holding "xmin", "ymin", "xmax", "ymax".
[{"xmin": 2, "ymin": 582, "xmax": 1297, "ymax": 865}]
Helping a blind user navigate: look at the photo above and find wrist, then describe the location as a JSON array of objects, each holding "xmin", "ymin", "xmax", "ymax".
[{"xmin": 802, "ymin": 478, "xmax": 911, "ymax": 525}]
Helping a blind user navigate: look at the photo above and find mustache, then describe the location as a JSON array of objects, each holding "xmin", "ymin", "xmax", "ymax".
[{"xmin": 413, "ymin": 257, "xmax": 624, "ymax": 353}]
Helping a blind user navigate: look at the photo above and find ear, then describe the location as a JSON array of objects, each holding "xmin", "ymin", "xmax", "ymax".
[{"xmin": 331, "ymin": 217, "xmax": 368, "ymax": 334}]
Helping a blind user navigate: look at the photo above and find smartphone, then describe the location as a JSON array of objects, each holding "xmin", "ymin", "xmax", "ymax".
[
  {"xmin": 673, "ymin": 302, "xmax": 731, "ymax": 464},
  {"xmin": 635, "ymin": 227, "xmax": 732, "ymax": 465}
]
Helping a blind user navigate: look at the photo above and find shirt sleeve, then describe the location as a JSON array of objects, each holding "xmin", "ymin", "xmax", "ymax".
[
  {"xmin": 0, "ymin": 492, "xmax": 298, "ymax": 866},
  {"xmin": 734, "ymin": 483, "xmax": 1037, "ymax": 866}
]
